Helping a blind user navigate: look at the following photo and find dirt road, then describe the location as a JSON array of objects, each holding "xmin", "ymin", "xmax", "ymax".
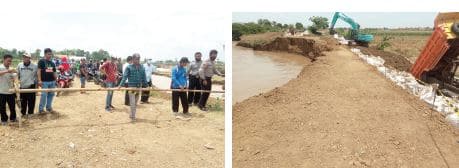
[
  {"xmin": 0, "ymin": 81, "xmax": 224, "ymax": 167},
  {"xmin": 233, "ymin": 46, "xmax": 459, "ymax": 167}
]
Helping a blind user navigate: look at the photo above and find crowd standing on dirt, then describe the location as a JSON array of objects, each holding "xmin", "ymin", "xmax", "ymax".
[{"xmin": 0, "ymin": 48, "xmax": 224, "ymax": 125}]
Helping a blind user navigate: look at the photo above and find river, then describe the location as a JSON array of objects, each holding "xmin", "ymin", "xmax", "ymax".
[{"xmin": 232, "ymin": 43, "xmax": 309, "ymax": 104}]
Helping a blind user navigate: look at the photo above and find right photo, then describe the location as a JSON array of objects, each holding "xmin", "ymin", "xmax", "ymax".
[{"xmin": 232, "ymin": 12, "xmax": 459, "ymax": 167}]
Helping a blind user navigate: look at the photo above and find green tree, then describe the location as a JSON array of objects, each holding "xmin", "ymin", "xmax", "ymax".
[
  {"xmin": 307, "ymin": 16, "xmax": 329, "ymax": 35},
  {"xmin": 90, "ymin": 49, "xmax": 110, "ymax": 61},
  {"xmin": 295, "ymin": 22, "xmax": 305, "ymax": 31},
  {"xmin": 377, "ymin": 35, "xmax": 394, "ymax": 50}
]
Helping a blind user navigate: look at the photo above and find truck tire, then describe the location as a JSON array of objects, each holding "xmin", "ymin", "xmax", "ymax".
[{"xmin": 452, "ymin": 22, "xmax": 459, "ymax": 36}]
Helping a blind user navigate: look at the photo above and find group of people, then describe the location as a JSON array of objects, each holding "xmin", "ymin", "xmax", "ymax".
[
  {"xmin": 0, "ymin": 48, "xmax": 57, "ymax": 125},
  {"xmin": 171, "ymin": 50, "xmax": 224, "ymax": 116},
  {"xmin": 0, "ymin": 48, "xmax": 223, "ymax": 124}
]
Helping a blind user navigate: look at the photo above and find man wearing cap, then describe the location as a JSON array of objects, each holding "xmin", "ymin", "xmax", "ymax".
[
  {"xmin": 187, "ymin": 52, "xmax": 203, "ymax": 106},
  {"xmin": 118, "ymin": 53, "xmax": 147, "ymax": 122},
  {"xmin": 141, "ymin": 59, "xmax": 156, "ymax": 104},
  {"xmin": 0, "ymin": 54, "xmax": 18, "ymax": 125},
  {"xmin": 171, "ymin": 57, "xmax": 190, "ymax": 115},
  {"xmin": 17, "ymin": 53, "xmax": 38, "ymax": 117},
  {"xmin": 100, "ymin": 57, "xmax": 118, "ymax": 112},
  {"xmin": 37, "ymin": 48, "xmax": 57, "ymax": 113},
  {"xmin": 198, "ymin": 49, "xmax": 224, "ymax": 111}
]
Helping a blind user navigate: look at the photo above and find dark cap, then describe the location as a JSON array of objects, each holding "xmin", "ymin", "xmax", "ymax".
[{"xmin": 179, "ymin": 57, "xmax": 190, "ymax": 63}]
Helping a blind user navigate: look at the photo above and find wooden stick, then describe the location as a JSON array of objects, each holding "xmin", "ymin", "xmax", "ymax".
[{"xmin": 9, "ymin": 87, "xmax": 225, "ymax": 93}]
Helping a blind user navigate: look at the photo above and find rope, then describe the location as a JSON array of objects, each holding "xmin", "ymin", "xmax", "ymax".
[{"xmin": 8, "ymin": 88, "xmax": 225, "ymax": 94}]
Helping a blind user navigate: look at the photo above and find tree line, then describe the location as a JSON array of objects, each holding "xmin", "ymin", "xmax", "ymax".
[
  {"xmin": 0, "ymin": 47, "xmax": 111, "ymax": 61},
  {"xmin": 232, "ymin": 17, "xmax": 329, "ymax": 41}
]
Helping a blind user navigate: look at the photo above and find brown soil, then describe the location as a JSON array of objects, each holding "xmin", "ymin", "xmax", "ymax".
[
  {"xmin": 237, "ymin": 33, "xmax": 337, "ymax": 61},
  {"xmin": 356, "ymin": 46, "xmax": 413, "ymax": 72},
  {"xmin": 233, "ymin": 45, "xmax": 459, "ymax": 167},
  {"xmin": 0, "ymin": 81, "xmax": 224, "ymax": 167}
]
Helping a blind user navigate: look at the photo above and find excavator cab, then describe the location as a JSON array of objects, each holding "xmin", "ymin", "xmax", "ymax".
[{"xmin": 411, "ymin": 12, "xmax": 459, "ymax": 93}]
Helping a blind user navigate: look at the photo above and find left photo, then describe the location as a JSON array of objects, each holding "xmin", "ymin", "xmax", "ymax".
[{"xmin": 0, "ymin": 11, "xmax": 225, "ymax": 167}]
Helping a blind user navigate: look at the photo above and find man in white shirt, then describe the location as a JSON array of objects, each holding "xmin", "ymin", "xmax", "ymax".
[
  {"xmin": 0, "ymin": 54, "xmax": 18, "ymax": 125},
  {"xmin": 141, "ymin": 59, "xmax": 156, "ymax": 103},
  {"xmin": 122, "ymin": 56, "xmax": 133, "ymax": 106}
]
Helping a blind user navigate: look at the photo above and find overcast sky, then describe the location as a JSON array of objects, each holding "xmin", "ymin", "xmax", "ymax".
[
  {"xmin": 233, "ymin": 12, "xmax": 437, "ymax": 28},
  {"xmin": 0, "ymin": 11, "xmax": 225, "ymax": 61}
]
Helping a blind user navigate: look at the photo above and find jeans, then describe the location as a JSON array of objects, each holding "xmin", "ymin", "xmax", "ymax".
[
  {"xmin": 80, "ymin": 76, "xmax": 86, "ymax": 86},
  {"xmin": 105, "ymin": 82, "xmax": 115, "ymax": 109},
  {"xmin": 39, "ymin": 81, "xmax": 56, "ymax": 111}
]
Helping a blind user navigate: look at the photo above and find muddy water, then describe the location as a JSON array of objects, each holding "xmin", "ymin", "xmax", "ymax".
[
  {"xmin": 233, "ymin": 44, "xmax": 309, "ymax": 104},
  {"xmin": 151, "ymin": 75, "xmax": 224, "ymax": 99}
]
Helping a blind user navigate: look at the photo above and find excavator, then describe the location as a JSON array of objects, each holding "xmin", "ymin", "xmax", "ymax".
[
  {"xmin": 411, "ymin": 12, "xmax": 459, "ymax": 94},
  {"xmin": 329, "ymin": 12, "xmax": 374, "ymax": 47}
]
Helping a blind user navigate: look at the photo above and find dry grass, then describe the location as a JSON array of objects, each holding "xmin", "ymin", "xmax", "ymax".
[{"xmin": 370, "ymin": 35, "xmax": 430, "ymax": 63}]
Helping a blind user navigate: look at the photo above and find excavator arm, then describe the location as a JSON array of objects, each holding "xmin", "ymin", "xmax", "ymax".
[{"xmin": 329, "ymin": 12, "xmax": 374, "ymax": 45}]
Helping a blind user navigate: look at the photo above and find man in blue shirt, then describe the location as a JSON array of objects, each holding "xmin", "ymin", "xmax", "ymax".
[{"xmin": 171, "ymin": 57, "xmax": 190, "ymax": 115}]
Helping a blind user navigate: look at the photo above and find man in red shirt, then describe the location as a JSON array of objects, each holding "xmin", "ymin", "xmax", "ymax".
[{"xmin": 100, "ymin": 57, "xmax": 118, "ymax": 112}]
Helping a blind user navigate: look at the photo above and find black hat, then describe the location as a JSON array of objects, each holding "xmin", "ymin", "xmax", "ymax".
[{"xmin": 179, "ymin": 57, "xmax": 190, "ymax": 63}]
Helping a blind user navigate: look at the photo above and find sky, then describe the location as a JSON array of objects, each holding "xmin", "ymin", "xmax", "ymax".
[
  {"xmin": 0, "ymin": 11, "xmax": 225, "ymax": 62},
  {"xmin": 233, "ymin": 12, "xmax": 437, "ymax": 28}
]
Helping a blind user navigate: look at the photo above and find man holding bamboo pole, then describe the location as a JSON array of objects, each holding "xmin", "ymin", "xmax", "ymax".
[
  {"xmin": 17, "ymin": 53, "xmax": 37, "ymax": 117},
  {"xmin": 118, "ymin": 53, "xmax": 147, "ymax": 122},
  {"xmin": 0, "ymin": 54, "xmax": 18, "ymax": 125},
  {"xmin": 198, "ymin": 49, "xmax": 224, "ymax": 111},
  {"xmin": 171, "ymin": 57, "xmax": 190, "ymax": 115},
  {"xmin": 37, "ymin": 48, "xmax": 57, "ymax": 113}
]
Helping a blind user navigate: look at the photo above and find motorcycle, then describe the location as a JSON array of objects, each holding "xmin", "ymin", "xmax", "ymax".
[{"xmin": 56, "ymin": 70, "xmax": 74, "ymax": 97}]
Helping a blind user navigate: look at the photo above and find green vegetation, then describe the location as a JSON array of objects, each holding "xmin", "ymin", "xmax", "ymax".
[
  {"xmin": 232, "ymin": 19, "xmax": 284, "ymax": 41},
  {"xmin": 360, "ymin": 28, "xmax": 433, "ymax": 36},
  {"xmin": 0, "ymin": 47, "xmax": 112, "ymax": 62},
  {"xmin": 376, "ymin": 35, "xmax": 395, "ymax": 50},
  {"xmin": 307, "ymin": 16, "xmax": 329, "ymax": 35}
]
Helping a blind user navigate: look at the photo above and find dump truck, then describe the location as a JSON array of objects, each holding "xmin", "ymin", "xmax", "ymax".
[{"xmin": 411, "ymin": 12, "xmax": 459, "ymax": 93}]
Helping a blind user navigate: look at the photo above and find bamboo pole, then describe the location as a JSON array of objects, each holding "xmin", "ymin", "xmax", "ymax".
[{"xmin": 9, "ymin": 87, "xmax": 225, "ymax": 94}]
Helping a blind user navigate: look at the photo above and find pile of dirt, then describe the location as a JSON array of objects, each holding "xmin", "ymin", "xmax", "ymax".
[
  {"xmin": 356, "ymin": 46, "xmax": 413, "ymax": 72},
  {"xmin": 238, "ymin": 35, "xmax": 337, "ymax": 61}
]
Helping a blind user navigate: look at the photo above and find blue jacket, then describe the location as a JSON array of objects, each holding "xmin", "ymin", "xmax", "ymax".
[
  {"xmin": 171, "ymin": 65, "xmax": 187, "ymax": 89},
  {"xmin": 119, "ymin": 64, "xmax": 147, "ymax": 87}
]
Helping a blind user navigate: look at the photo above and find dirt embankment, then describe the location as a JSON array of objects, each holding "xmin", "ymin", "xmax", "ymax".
[
  {"xmin": 356, "ymin": 46, "xmax": 413, "ymax": 72},
  {"xmin": 233, "ymin": 45, "xmax": 459, "ymax": 167},
  {"xmin": 237, "ymin": 33, "xmax": 337, "ymax": 61}
]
